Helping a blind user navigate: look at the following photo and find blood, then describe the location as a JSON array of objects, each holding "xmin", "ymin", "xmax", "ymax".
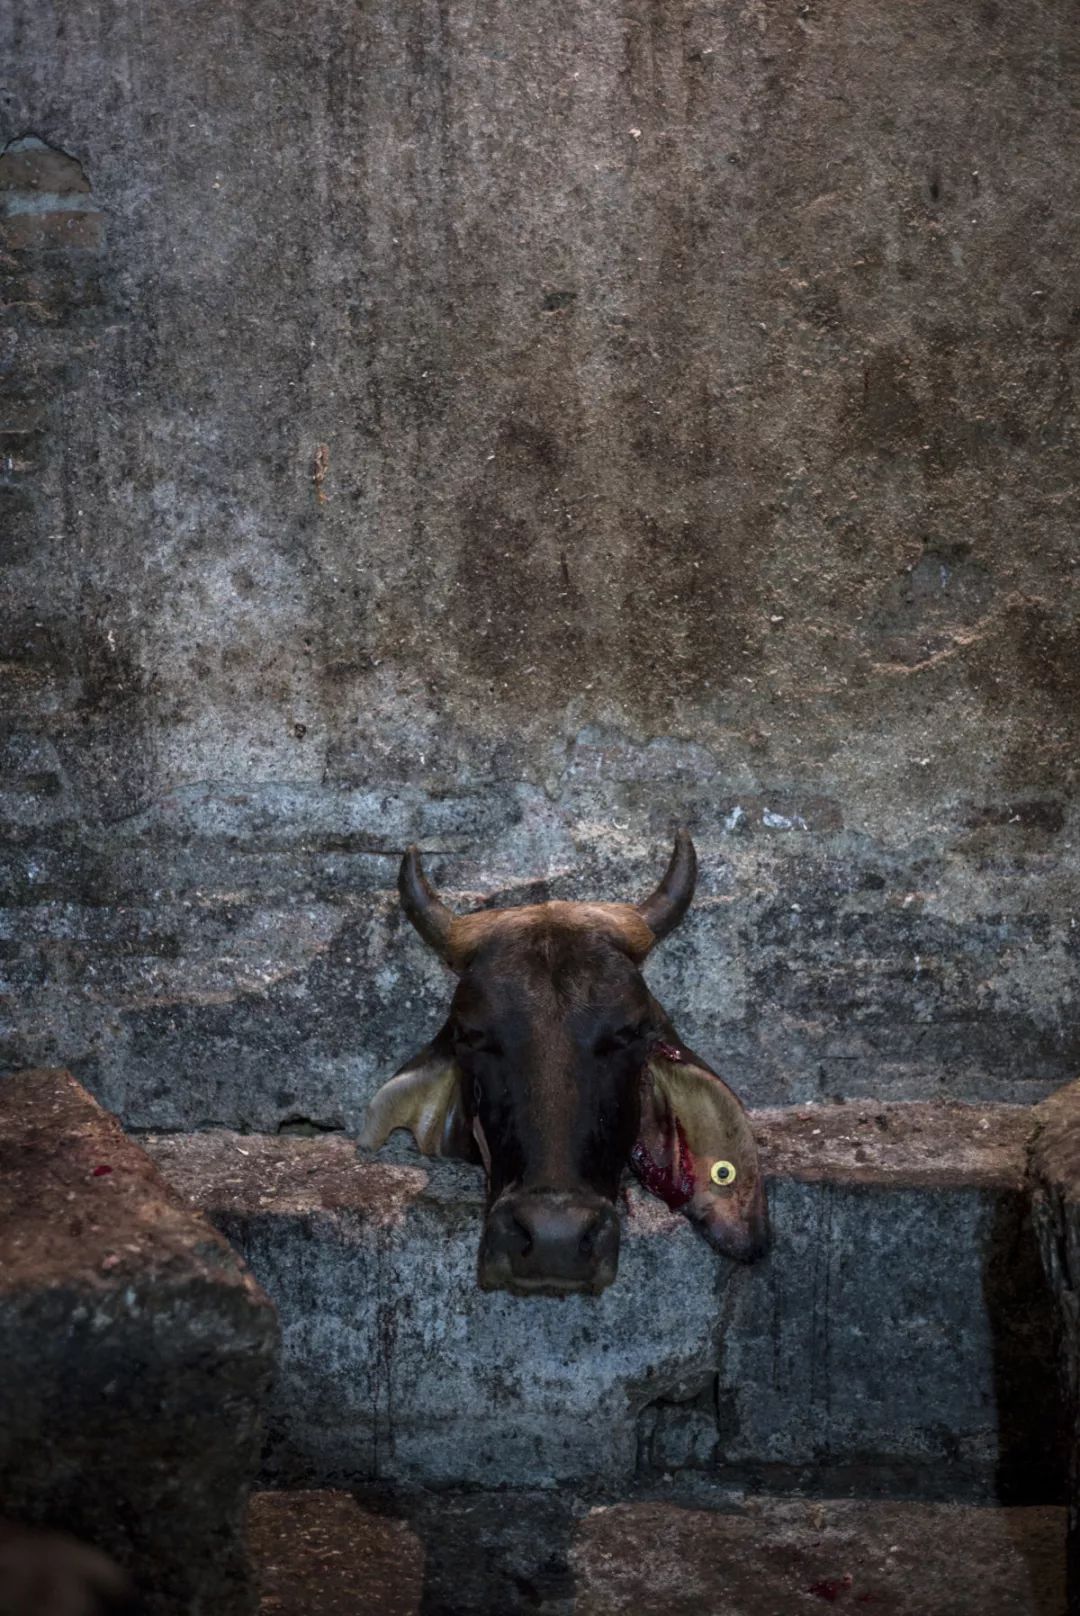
[
  {"xmin": 91, "ymin": 1164, "xmax": 113, "ymax": 1177},
  {"xmin": 651, "ymin": 1039, "xmax": 684, "ymax": 1063},
  {"xmin": 808, "ymin": 1574, "xmax": 853, "ymax": 1602},
  {"xmin": 629, "ymin": 1116, "xmax": 696, "ymax": 1210}
]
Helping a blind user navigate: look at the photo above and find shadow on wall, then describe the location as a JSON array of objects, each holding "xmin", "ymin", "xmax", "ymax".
[{"xmin": 986, "ymin": 1188, "xmax": 1069, "ymax": 1616}]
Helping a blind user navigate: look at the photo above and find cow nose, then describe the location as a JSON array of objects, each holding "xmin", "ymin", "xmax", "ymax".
[{"xmin": 479, "ymin": 1192, "xmax": 620, "ymax": 1296}]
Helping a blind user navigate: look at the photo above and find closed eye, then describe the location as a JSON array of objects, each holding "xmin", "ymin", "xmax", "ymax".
[
  {"xmin": 593, "ymin": 1023, "xmax": 647, "ymax": 1058},
  {"xmin": 453, "ymin": 1024, "xmax": 503, "ymax": 1057}
]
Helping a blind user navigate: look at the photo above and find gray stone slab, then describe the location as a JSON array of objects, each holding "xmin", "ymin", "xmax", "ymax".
[
  {"xmin": 147, "ymin": 1100, "xmax": 1062, "ymax": 1494},
  {"xmin": 0, "ymin": 1068, "xmax": 279, "ymax": 1616}
]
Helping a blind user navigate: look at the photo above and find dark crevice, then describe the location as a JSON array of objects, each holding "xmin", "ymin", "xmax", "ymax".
[{"xmin": 276, "ymin": 1114, "xmax": 346, "ymax": 1137}]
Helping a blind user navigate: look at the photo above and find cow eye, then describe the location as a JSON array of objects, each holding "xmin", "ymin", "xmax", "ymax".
[
  {"xmin": 453, "ymin": 1025, "xmax": 502, "ymax": 1057},
  {"xmin": 594, "ymin": 1023, "xmax": 646, "ymax": 1057}
]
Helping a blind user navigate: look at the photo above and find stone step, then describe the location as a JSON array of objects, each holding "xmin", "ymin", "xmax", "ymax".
[
  {"xmin": 147, "ymin": 1099, "xmax": 1064, "ymax": 1496},
  {"xmin": 249, "ymin": 1486, "xmax": 1067, "ymax": 1616},
  {"xmin": 0, "ymin": 1068, "xmax": 279, "ymax": 1616}
]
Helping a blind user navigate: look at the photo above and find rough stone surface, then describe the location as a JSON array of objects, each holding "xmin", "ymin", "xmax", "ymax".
[
  {"xmin": 1031, "ymin": 1078, "xmax": 1080, "ymax": 1614},
  {"xmin": 570, "ymin": 1496, "xmax": 1067, "ymax": 1616},
  {"xmin": 147, "ymin": 1099, "xmax": 1062, "ymax": 1494},
  {"xmin": 251, "ymin": 1492, "xmax": 423, "ymax": 1616},
  {"xmin": 4, "ymin": 1, "xmax": 1080, "ymax": 1129},
  {"xmin": 248, "ymin": 1487, "xmax": 1067, "ymax": 1616},
  {"xmin": 0, "ymin": 1068, "xmax": 279, "ymax": 1616}
]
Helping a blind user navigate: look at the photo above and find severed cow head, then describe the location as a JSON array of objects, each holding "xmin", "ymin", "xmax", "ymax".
[{"xmin": 360, "ymin": 831, "xmax": 769, "ymax": 1295}]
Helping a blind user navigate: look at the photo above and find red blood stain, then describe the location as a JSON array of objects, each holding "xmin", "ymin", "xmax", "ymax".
[
  {"xmin": 91, "ymin": 1164, "xmax": 113, "ymax": 1177},
  {"xmin": 652, "ymin": 1039, "xmax": 685, "ymax": 1064},
  {"xmin": 809, "ymin": 1574, "xmax": 853, "ymax": 1602},
  {"xmin": 630, "ymin": 1116, "xmax": 696, "ymax": 1209}
]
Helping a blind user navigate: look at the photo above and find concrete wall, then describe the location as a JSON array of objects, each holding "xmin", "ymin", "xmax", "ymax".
[{"xmin": 3, "ymin": 0, "xmax": 1079, "ymax": 1128}]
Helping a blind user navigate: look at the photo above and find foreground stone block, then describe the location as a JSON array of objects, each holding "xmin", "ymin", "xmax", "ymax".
[
  {"xmin": 0, "ymin": 1069, "xmax": 279, "ymax": 1616},
  {"xmin": 1031, "ymin": 1077, "xmax": 1080, "ymax": 1614},
  {"xmin": 149, "ymin": 1100, "xmax": 1061, "ymax": 1495}
]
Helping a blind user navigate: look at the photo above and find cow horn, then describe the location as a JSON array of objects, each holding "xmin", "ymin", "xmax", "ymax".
[
  {"xmin": 636, "ymin": 828, "xmax": 697, "ymax": 944},
  {"xmin": 399, "ymin": 846, "xmax": 457, "ymax": 964}
]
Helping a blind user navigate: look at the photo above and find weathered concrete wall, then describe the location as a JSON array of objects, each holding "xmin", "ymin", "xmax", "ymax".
[{"xmin": 3, "ymin": 0, "xmax": 1080, "ymax": 1127}]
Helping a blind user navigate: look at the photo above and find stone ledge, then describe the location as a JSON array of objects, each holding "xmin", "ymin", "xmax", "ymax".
[
  {"xmin": 145, "ymin": 1096, "xmax": 1035, "ymax": 1213},
  {"xmin": 0, "ymin": 1068, "xmax": 279, "ymax": 1616},
  {"xmin": 754, "ymin": 1098, "xmax": 1033, "ymax": 1188},
  {"xmin": 146, "ymin": 1100, "xmax": 1061, "ymax": 1494}
]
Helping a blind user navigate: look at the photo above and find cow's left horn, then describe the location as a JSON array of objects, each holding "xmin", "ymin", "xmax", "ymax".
[
  {"xmin": 399, "ymin": 846, "xmax": 457, "ymax": 965},
  {"xmin": 636, "ymin": 828, "xmax": 697, "ymax": 944}
]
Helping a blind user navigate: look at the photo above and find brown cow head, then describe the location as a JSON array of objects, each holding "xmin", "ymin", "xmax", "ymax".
[{"xmin": 360, "ymin": 832, "xmax": 769, "ymax": 1295}]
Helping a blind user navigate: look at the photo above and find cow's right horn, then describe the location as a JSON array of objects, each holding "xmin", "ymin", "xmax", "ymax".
[
  {"xmin": 635, "ymin": 828, "xmax": 697, "ymax": 945},
  {"xmin": 399, "ymin": 846, "xmax": 458, "ymax": 965}
]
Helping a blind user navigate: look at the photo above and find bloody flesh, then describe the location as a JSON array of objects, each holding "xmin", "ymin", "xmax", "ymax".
[{"xmin": 630, "ymin": 1115, "xmax": 696, "ymax": 1210}]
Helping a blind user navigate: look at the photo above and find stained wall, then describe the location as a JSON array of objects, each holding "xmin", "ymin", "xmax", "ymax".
[{"xmin": 3, "ymin": 0, "xmax": 1079, "ymax": 1126}]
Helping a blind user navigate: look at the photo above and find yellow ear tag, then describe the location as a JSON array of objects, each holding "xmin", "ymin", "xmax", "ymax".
[{"xmin": 710, "ymin": 1159, "xmax": 737, "ymax": 1187}]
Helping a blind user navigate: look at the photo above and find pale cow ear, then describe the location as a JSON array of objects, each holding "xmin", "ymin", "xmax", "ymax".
[
  {"xmin": 632, "ymin": 1035, "xmax": 769, "ymax": 1262},
  {"xmin": 359, "ymin": 1023, "xmax": 478, "ymax": 1162}
]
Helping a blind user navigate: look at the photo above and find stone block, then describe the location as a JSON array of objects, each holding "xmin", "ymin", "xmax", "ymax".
[{"xmin": 0, "ymin": 1068, "xmax": 279, "ymax": 1616}]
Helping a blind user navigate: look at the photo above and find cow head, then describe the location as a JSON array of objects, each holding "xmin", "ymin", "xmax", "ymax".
[{"xmin": 360, "ymin": 832, "xmax": 769, "ymax": 1295}]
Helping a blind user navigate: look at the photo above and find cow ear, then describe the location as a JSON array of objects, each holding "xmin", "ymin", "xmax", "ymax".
[
  {"xmin": 359, "ymin": 1024, "xmax": 478, "ymax": 1163},
  {"xmin": 632, "ymin": 1038, "xmax": 769, "ymax": 1262}
]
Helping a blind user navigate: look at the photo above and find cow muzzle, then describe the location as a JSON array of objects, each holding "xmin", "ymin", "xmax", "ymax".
[{"xmin": 478, "ymin": 1190, "xmax": 620, "ymax": 1296}]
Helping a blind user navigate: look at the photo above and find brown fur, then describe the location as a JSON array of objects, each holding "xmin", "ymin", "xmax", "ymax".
[
  {"xmin": 448, "ymin": 901, "xmax": 656, "ymax": 971},
  {"xmin": 364, "ymin": 834, "xmax": 769, "ymax": 1287}
]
